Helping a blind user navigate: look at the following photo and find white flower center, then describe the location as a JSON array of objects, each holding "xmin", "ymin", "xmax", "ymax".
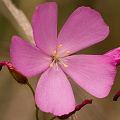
[{"xmin": 50, "ymin": 45, "xmax": 69, "ymax": 68}]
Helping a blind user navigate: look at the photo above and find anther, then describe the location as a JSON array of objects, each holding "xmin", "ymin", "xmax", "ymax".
[
  {"xmin": 59, "ymin": 45, "xmax": 62, "ymax": 49},
  {"xmin": 66, "ymin": 51, "xmax": 70, "ymax": 55},
  {"xmin": 50, "ymin": 63, "xmax": 53, "ymax": 67},
  {"xmin": 53, "ymin": 51, "xmax": 56, "ymax": 55},
  {"xmin": 64, "ymin": 64, "xmax": 68, "ymax": 68}
]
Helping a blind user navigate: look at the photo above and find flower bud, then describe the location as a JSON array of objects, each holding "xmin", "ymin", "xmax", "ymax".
[
  {"xmin": 0, "ymin": 61, "xmax": 28, "ymax": 84},
  {"xmin": 113, "ymin": 90, "xmax": 120, "ymax": 101}
]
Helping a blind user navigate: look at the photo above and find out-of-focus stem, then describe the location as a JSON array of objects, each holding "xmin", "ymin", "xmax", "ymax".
[
  {"xmin": 27, "ymin": 82, "xmax": 39, "ymax": 120},
  {"xmin": 66, "ymin": 114, "xmax": 78, "ymax": 120},
  {"xmin": 50, "ymin": 114, "xmax": 78, "ymax": 120},
  {"xmin": 50, "ymin": 116, "xmax": 56, "ymax": 120},
  {"xmin": 27, "ymin": 82, "xmax": 35, "ymax": 96},
  {"xmin": 1, "ymin": 0, "xmax": 35, "ymax": 46}
]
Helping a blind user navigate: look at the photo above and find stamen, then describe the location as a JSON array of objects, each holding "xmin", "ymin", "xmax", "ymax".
[
  {"xmin": 55, "ymin": 63, "xmax": 59, "ymax": 71},
  {"xmin": 50, "ymin": 63, "xmax": 53, "ymax": 67},
  {"xmin": 59, "ymin": 58, "xmax": 68, "ymax": 68},
  {"xmin": 50, "ymin": 59, "xmax": 55, "ymax": 67},
  {"xmin": 59, "ymin": 45, "xmax": 62, "ymax": 49},
  {"xmin": 66, "ymin": 51, "xmax": 70, "ymax": 55},
  {"xmin": 53, "ymin": 51, "xmax": 56, "ymax": 55},
  {"xmin": 64, "ymin": 64, "xmax": 68, "ymax": 68}
]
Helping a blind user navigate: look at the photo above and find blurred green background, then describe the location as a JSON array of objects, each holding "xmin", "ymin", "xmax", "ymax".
[{"xmin": 0, "ymin": 0, "xmax": 120, "ymax": 120}]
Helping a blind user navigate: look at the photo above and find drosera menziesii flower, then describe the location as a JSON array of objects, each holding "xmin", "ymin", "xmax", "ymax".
[{"xmin": 10, "ymin": 2, "xmax": 116, "ymax": 116}]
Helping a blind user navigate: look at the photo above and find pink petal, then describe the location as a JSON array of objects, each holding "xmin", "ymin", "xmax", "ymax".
[
  {"xmin": 35, "ymin": 65, "xmax": 75, "ymax": 116},
  {"xmin": 10, "ymin": 36, "xmax": 51, "ymax": 77},
  {"xmin": 58, "ymin": 99, "xmax": 93, "ymax": 119},
  {"xmin": 57, "ymin": 7, "xmax": 109, "ymax": 56},
  {"xmin": 60, "ymin": 55, "xmax": 116, "ymax": 98},
  {"xmin": 32, "ymin": 2, "xmax": 57, "ymax": 56},
  {"xmin": 104, "ymin": 47, "xmax": 120, "ymax": 66}
]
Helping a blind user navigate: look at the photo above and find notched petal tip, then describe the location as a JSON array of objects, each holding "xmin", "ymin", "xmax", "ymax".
[
  {"xmin": 57, "ymin": 99, "xmax": 93, "ymax": 119},
  {"xmin": 113, "ymin": 90, "xmax": 120, "ymax": 101},
  {"xmin": 0, "ymin": 61, "xmax": 28, "ymax": 85}
]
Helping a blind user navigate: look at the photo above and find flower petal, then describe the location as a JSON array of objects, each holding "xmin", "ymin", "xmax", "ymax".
[
  {"xmin": 58, "ymin": 99, "xmax": 93, "ymax": 119},
  {"xmin": 10, "ymin": 36, "xmax": 51, "ymax": 77},
  {"xmin": 32, "ymin": 2, "xmax": 58, "ymax": 56},
  {"xmin": 60, "ymin": 55, "xmax": 116, "ymax": 98},
  {"xmin": 104, "ymin": 47, "xmax": 120, "ymax": 66},
  {"xmin": 57, "ymin": 7, "xmax": 109, "ymax": 56},
  {"xmin": 35, "ymin": 65, "xmax": 75, "ymax": 116}
]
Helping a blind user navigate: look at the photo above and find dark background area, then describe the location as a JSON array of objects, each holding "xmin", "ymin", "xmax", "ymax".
[{"xmin": 0, "ymin": 0, "xmax": 120, "ymax": 120}]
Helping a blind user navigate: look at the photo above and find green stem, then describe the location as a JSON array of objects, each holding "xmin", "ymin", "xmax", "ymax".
[
  {"xmin": 27, "ymin": 82, "xmax": 35, "ymax": 96},
  {"xmin": 35, "ymin": 104, "xmax": 39, "ymax": 120},
  {"xmin": 50, "ymin": 116, "xmax": 56, "ymax": 120},
  {"xmin": 27, "ymin": 82, "xmax": 39, "ymax": 120}
]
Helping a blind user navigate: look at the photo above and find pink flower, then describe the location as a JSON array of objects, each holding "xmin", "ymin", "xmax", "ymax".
[{"xmin": 10, "ymin": 2, "xmax": 116, "ymax": 116}]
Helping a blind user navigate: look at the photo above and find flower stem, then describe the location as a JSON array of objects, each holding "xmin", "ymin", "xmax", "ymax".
[
  {"xmin": 35, "ymin": 104, "xmax": 39, "ymax": 120},
  {"xmin": 27, "ymin": 82, "xmax": 39, "ymax": 120},
  {"xmin": 50, "ymin": 116, "xmax": 56, "ymax": 120},
  {"xmin": 27, "ymin": 82, "xmax": 35, "ymax": 96}
]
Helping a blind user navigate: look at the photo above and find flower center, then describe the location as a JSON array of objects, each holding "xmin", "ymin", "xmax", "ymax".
[{"xmin": 50, "ymin": 45, "xmax": 70, "ymax": 68}]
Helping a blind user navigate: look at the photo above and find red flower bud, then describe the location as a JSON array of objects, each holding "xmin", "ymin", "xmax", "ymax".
[
  {"xmin": 113, "ymin": 90, "xmax": 120, "ymax": 101},
  {"xmin": 0, "ymin": 61, "xmax": 28, "ymax": 84}
]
